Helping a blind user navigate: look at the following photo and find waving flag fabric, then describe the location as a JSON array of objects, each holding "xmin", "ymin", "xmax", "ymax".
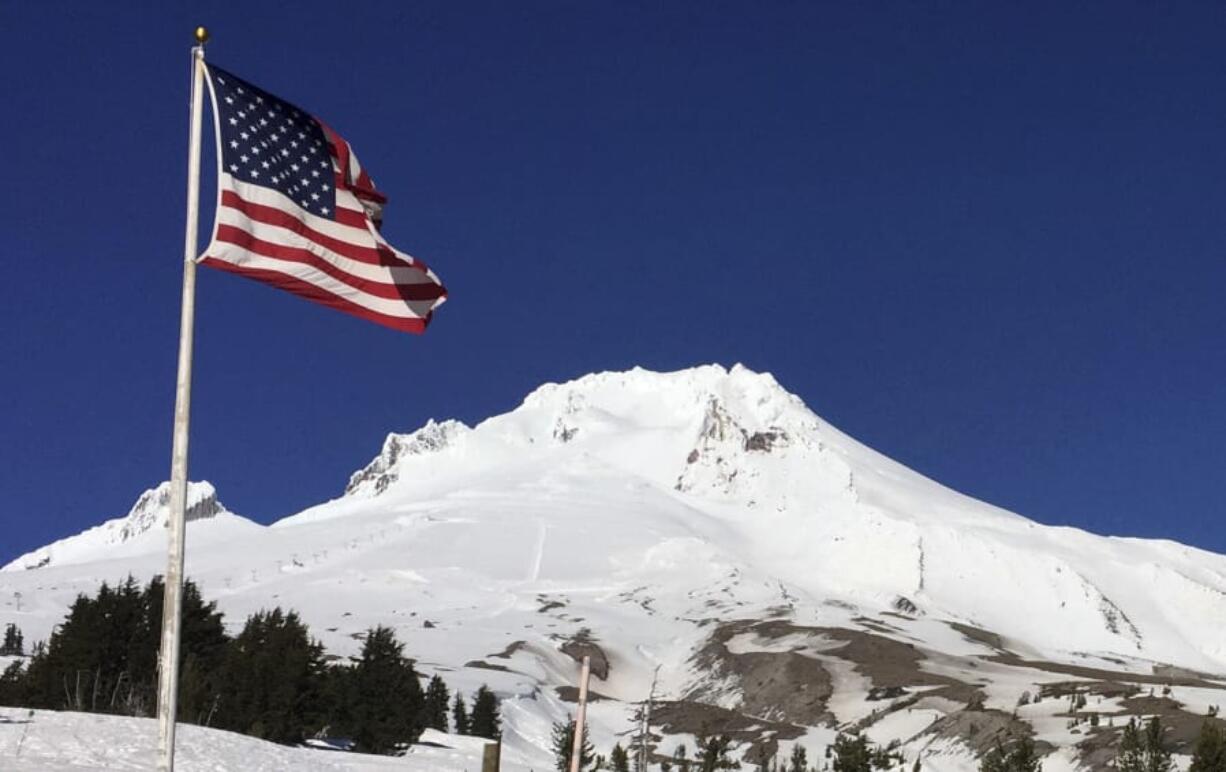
[{"xmin": 200, "ymin": 64, "xmax": 446, "ymax": 333}]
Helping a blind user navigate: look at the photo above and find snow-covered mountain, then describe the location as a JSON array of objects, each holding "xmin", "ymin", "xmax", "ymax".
[
  {"xmin": 3, "ymin": 481, "xmax": 261, "ymax": 572},
  {"xmin": 2, "ymin": 365, "xmax": 1224, "ymax": 772}
]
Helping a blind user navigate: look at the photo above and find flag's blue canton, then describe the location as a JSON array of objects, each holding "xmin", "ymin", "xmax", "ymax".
[{"xmin": 209, "ymin": 65, "xmax": 335, "ymax": 219}]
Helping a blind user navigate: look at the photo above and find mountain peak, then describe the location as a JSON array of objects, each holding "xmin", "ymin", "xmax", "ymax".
[
  {"xmin": 3, "ymin": 481, "xmax": 231, "ymax": 572},
  {"xmin": 345, "ymin": 419, "xmax": 471, "ymax": 497}
]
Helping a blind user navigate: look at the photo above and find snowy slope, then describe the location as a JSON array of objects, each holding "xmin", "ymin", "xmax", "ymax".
[
  {"xmin": 0, "ymin": 708, "xmax": 507, "ymax": 772},
  {"xmin": 3, "ymin": 481, "xmax": 262, "ymax": 572},
  {"xmin": 2, "ymin": 364, "xmax": 1224, "ymax": 772}
]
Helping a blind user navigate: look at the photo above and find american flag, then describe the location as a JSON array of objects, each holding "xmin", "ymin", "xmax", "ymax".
[{"xmin": 200, "ymin": 64, "xmax": 446, "ymax": 333}]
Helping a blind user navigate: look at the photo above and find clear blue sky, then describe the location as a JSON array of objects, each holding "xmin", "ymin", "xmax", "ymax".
[{"xmin": 2, "ymin": 2, "xmax": 1224, "ymax": 564}]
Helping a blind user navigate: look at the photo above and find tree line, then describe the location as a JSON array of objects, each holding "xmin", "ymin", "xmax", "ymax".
[
  {"xmin": 549, "ymin": 723, "xmax": 903, "ymax": 772},
  {"xmin": 0, "ymin": 576, "xmax": 500, "ymax": 755},
  {"xmin": 976, "ymin": 716, "xmax": 1225, "ymax": 772},
  {"xmin": 547, "ymin": 714, "xmax": 1226, "ymax": 772}
]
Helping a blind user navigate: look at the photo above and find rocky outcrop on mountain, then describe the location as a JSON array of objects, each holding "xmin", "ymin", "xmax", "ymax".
[
  {"xmin": 345, "ymin": 419, "xmax": 470, "ymax": 497},
  {"xmin": 2, "ymin": 481, "xmax": 233, "ymax": 571}
]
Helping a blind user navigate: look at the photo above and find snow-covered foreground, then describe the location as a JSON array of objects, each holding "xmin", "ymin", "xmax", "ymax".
[
  {"xmin": 0, "ymin": 709, "xmax": 508, "ymax": 772},
  {"xmin": 3, "ymin": 365, "xmax": 1225, "ymax": 770}
]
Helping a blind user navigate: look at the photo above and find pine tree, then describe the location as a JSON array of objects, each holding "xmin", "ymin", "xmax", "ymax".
[
  {"xmin": 1117, "ymin": 720, "xmax": 1144, "ymax": 772},
  {"xmin": 1189, "ymin": 722, "xmax": 1226, "ymax": 772},
  {"xmin": 832, "ymin": 734, "xmax": 873, "ymax": 772},
  {"xmin": 750, "ymin": 744, "xmax": 773, "ymax": 772},
  {"xmin": 214, "ymin": 608, "xmax": 328, "ymax": 745},
  {"xmin": 612, "ymin": 743, "xmax": 631, "ymax": 772},
  {"xmin": 979, "ymin": 736, "xmax": 1040, "ymax": 772},
  {"xmin": 0, "ymin": 660, "xmax": 24, "ymax": 706},
  {"xmin": 342, "ymin": 626, "xmax": 424, "ymax": 754},
  {"xmin": 698, "ymin": 735, "xmax": 734, "ymax": 772},
  {"xmin": 790, "ymin": 745, "xmax": 808, "ymax": 772},
  {"xmin": 1143, "ymin": 717, "xmax": 1173, "ymax": 772},
  {"xmin": 12, "ymin": 575, "xmax": 225, "ymax": 719},
  {"xmin": 552, "ymin": 719, "xmax": 594, "ymax": 772},
  {"xmin": 470, "ymin": 684, "xmax": 502, "ymax": 739},
  {"xmin": 0, "ymin": 624, "xmax": 22, "ymax": 656},
  {"xmin": 453, "ymin": 693, "xmax": 471, "ymax": 735},
  {"xmin": 1116, "ymin": 717, "xmax": 1172, "ymax": 772},
  {"xmin": 420, "ymin": 674, "xmax": 450, "ymax": 733},
  {"xmin": 674, "ymin": 744, "xmax": 690, "ymax": 772},
  {"xmin": 146, "ymin": 576, "xmax": 229, "ymax": 724}
]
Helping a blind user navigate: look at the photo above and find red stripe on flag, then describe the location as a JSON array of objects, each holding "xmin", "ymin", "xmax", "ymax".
[
  {"xmin": 201, "ymin": 257, "xmax": 433, "ymax": 333},
  {"xmin": 214, "ymin": 224, "xmax": 447, "ymax": 301},
  {"xmin": 221, "ymin": 191, "xmax": 386, "ymax": 265},
  {"xmin": 319, "ymin": 121, "xmax": 386, "ymax": 204}
]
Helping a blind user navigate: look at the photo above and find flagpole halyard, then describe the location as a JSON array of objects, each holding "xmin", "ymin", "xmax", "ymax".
[{"xmin": 155, "ymin": 29, "xmax": 208, "ymax": 772}]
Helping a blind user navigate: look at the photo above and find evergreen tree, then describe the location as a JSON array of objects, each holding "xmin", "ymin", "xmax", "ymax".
[
  {"xmin": 750, "ymin": 744, "xmax": 773, "ymax": 772},
  {"xmin": 342, "ymin": 626, "xmax": 424, "ymax": 754},
  {"xmin": 470, "ymin": 684, "xmax": 502, "ymax": 739},
  {"xmin": 420, "ymin": 674, "xmax": 450, "ymax": 732},
  {"xmin": 612, "ymin": 742, "xmax": 631, "ymax": 772},
  {"xmin": 979, "ymin": 736, "xmax": 1040, "ymax": 772},
  {"xmin": 145, "ymin": 577, "xmax": 229, "ymax": 724},
  {"xmin": 832, "ymin": 734, "xmax": 873, "ymax": 772},
  {"xmin": 673, "ymin": 744, "xmax": 690, "ymax": 772},
  {"xmin": 1117, "ymin": 719, "xmax": 1144, "ymax": 772},
  {"xmin": 790, "ymin": 745, "xmax": 808, "ymax": 772},
  {"xmin": 14, "ymin": 576, "xmax": 225, "ymax": 720},
  {"xmin": 551, "ymin": 719, "xmax": 594, "ymax": 772},
  {"xmin": 698, "ymin": 735, "xmax": 734, "ymax": 772},
  {"xmin": 453, "ymin": 693, "xmax": 470, "ymax": 735},
  {"xmin": 0, "ymin": 660, "xmax": 24, "ymax": 706},
  {"xmin": 213, "ymin": 608, "xmax": 328, "ymax": 745},
  {"xmin": 1116, "ymin": 718, "xmax": 1172, "ymax": 772},
  {"xmin": 0, "ymin": 624, "xmax": 22, "ymax": 656},
  {"xmin": 1143, "ymin": 717, "xmax": 1173, "ymax": 772},
  {"xmin": 1189, "ymin": 722, "xmax": 1226, "ymax": 772}
]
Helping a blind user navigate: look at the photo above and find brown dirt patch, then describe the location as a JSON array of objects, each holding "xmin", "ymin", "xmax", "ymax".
[
  {"xmin": 555, "ymin": 685, "xmax": 611, "ymax": 703},
  {"xmin": 686, "ymin": 620, "xmax": 982, "ymax": 731},
  {"xmin": 989, "ymin": 653, "xmax": 1226, "ymax": 689},
  {"xmin": 684, "ymin": 620, "xmax": 834, "ymax": 727},
  {"xmin": 464, "ymin": 660, "xmax": 512, "ymax": 672},
  {"xmin": 946, "ymin": 622, "xmax": 1006, "ymax": 652},
  {"xmin": 491, "ymin": 641, "xmax": 527, "ymax": 659},
  {"xmin": 652, "ymin": 699, "xmax": 805, "ymax": 761},
  {"xmin": 926, "ymin": 708, "xmax": 1052, "ymax": 758},
  {"xmin": 561, "ymin": 629, "xmax": 610, "ymax": 680}
]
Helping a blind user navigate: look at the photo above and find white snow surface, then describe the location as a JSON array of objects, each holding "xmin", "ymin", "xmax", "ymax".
[
  {"xmin": 0, "ymin": 709, "xmax": 505, "ymax": 771},
  {"xmin": 3, "ymin": 481, "xmax": 260, "ymax": 572},
  {"xmin": 2, "ymin": 364, "xmax": 1225, "ymax": 771}
]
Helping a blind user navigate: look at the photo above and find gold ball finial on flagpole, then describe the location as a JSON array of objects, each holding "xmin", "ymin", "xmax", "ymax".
[{"xmin": 194, "ymin": 26, "xmax": 210, "ymax": 45}]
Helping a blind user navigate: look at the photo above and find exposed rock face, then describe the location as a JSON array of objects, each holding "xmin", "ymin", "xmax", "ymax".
[
  {"xmin": 675, "ymin": 398, "xmax": 792, "ymax": 497},
  {"xmin": 120, "ymin": 481, "xmax": 223, "ymax": 540},
  {"xmin": 685, "ymin": 619, "xmax": 835, "ymax": 727},
  {"xmin": 345, "ymin": 419, "xmax": 469, "ymax": 496},
  {"xmin": 560, "ymin": 629, "xmax": 610, "ymax": 681}
]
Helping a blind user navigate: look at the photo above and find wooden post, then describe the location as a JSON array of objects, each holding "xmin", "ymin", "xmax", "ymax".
[
  {"xmin": 569, "ymin": 655, "xmax": 592, "ymax": 772},
  {"xmin": 482, "ymin": 739, "xmax": 501, "ymax": 772},
  {"xmin": 638, "ymin": 665, "xmax": 660, "ymax": 772}
]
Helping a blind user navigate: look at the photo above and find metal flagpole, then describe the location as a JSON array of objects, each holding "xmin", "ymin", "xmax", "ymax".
[
  {"xmin": 569, "ymin": 656, "xmax": 592, "ymax": 772},
  {"xmin": 156, "ymin": 26, "xmax": 209, "ymax": 772}
]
